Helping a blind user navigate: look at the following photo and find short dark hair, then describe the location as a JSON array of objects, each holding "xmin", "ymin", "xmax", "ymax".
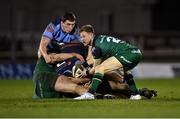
[
  {"xmin": 61, "ymin": 12, "xmax": 76, "ymax": 22},
  {"xmin": 80, "ymin": 24, "xmax": 95, "ymax": 34}
]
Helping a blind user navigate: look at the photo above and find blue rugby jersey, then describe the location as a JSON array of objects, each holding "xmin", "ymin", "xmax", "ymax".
[
  {"xmin": 42, "ymin": 19, "xmax": 80, "ymax": 50},
  {"xmin": 55, "ymin": 44, "xmax": 88, "ymax": 76}
]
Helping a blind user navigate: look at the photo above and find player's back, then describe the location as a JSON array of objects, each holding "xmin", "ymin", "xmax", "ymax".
[
  {"xmin": 54, "ymin": 43, "xmax": 88, "ymax": 76},
  {"xmin": 93, "ymin": 35, "xmax": 137, "ymax": 58},
  {"xmin": 34, "ymin": 57, "xmax": 56, "ymax": 74}
]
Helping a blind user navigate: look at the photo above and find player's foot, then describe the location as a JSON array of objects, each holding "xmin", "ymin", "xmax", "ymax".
[
  {"xmin": 103, "ymin": 94, "xmax": 116, "ymax": 99},
  {"xmin": 130, "ymin": 94, "xmax": 141, "ymax": 100},
  {"xmin": 74, "ymin": 92, "xmax": 95, "ymax": 100},
  {"xmin": 94, "ymin": 93, "xmax": 104, "ymax": 99},
  {"xmin": 140, "ymin": 88, "xmax": 157, "ymax": 99}
]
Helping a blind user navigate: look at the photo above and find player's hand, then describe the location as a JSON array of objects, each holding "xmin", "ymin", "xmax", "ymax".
[
  {"xmin": 84, "ymin": 81, "xmax": 91, "ymax": 89},
  {"xmin": 48, "ymin": 53, "xmax": 57, "ymax": 63},
  {"xmin": 73, "ymin": 53, "xmax": 84, "ymax": 62},
  {"xmin": 44, "ymin": 55, "xmax": 52, "ymax": 63},
  {"xmin": 72, "ymin": 63, "xmax": 87, "ymax": 78},
  {"xmin": 80, "ymin": 69, "xmax": 88, "ymax": 78}
]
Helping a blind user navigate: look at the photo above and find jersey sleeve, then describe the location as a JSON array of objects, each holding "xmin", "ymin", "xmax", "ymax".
[
  {"xmin": 42, "ymin": 22, "xmax": 55, "ymax": 39},
  {"xmin": 92, "ymin": 46, "xmax": 102, "ymax": 59}
]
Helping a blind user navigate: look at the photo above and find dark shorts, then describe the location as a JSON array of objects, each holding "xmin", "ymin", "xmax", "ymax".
[{"xmin": 33, "ymin": 72, "xmax": 60, "ymax": 98}]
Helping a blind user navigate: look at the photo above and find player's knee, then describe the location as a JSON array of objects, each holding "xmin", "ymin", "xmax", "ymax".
[
  {"xmin": 95, "ymin": 65, "xmax": 105, "ymax": 74},
  {"xmin": 54, "ymin": 75, "xmax": 65, "ymax": 91},
  {"xmin": 54, "ymin": 75, "xmax": 77, "ymax": 93}
]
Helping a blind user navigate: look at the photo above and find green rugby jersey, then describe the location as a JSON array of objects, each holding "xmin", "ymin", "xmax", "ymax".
[
  {"xmin": 92, "ymin": 35, "xmax": 138, "ymax": 59},
  {"xmin": 34, "ymin": 57, "xmax": 56, "ymax": 74}
]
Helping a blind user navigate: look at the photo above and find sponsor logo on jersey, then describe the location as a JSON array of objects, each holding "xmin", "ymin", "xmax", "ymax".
[
  {"xmin": 120, "ymin": 56, "xmax": 132, "ymax": 64},
  {"xmin": 131, "ymin": 49, "xmax": 141, "ymax": 54},
  {"xmin": 47, "ymin": 23, "xmax": 54, "ymax": 33}
]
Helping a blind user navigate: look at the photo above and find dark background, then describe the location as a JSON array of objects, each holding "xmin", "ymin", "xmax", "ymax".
[{"xmin": 0, "ymin": 0, "xmax": 180, "ymax": 62}]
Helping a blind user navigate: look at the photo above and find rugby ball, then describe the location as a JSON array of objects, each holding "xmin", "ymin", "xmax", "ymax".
[{"xmin": 72, "ymin": 64, "xmax": 85, "ymax": 78}]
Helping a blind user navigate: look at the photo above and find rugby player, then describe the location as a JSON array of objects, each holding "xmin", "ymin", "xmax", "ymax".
[
  {"xmin": 33, "ymin": 12, "xmax": 86, "ymax": 98},
  {"xmin": 38, "ymin": 12, "xmax": 83, "ymax": 62},
  {"xmin": 33, "ymin": 42, "xmax": 157, "ymax": 99},
  {"xmin": 49, "ymin": 43, "xmax": 157, "ymax": 99},
  {"xmin": 33, "ymin": 14, "xmax": 156, "ymax": 99},
  {"xmin": 75, "ymin": 24, "xmax": 145, "ymax": 100}
]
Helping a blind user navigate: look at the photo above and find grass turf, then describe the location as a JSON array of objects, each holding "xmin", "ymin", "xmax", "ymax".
[{"xmin": 0, "ymin": 78, "xmax": 180, "ymax": 118}]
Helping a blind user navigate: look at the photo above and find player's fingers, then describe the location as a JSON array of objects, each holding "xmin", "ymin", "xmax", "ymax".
[
  {"xmin": 84, "ymin": 81, "xmax": 91, "ymax": 88},
  {"xmin": 44, "ymin": 56, "xmax": 52, "ymax": 63},
  {"xmin": 76, "ymin": 54, "xmax": 84, "ymax": 62}
]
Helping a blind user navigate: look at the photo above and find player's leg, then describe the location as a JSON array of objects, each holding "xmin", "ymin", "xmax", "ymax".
[
  {"xmin": 114, "ymin": 50, "xmax": 142, "ymax": 100},
  {"xmin": 89, "ymin": 56, "xmax": 122, "ymax": 94},
  {"xmin": 70, "ymin": 76, "xmax": 91, "ymax": 84},
  {"xmin": 33, "ymin": 72, "xmax": 60, "ymax": 98},
  {"xmin": 108, "ymin": 80, "xmax": 129, "ymax": 91},
  {"xmin": 101, "ymin": 71, "xmax": 131, "ymax": 99},
  {"xmin": 104, "ymin": 70, "xmax": 124, "ymax": 83},
  {"xmin": 106, "ymin": 80, "xmax": 131, "ymax": 98},
  {"xmin": 101, "ymin": 70, "xmax": 156, "ymax": 99},
  {"xmin": 75, "ymin": 56, "xmax": 123, "ymax": 99},
  {"xmin": 124, "ymin": 71, "xmax": 140, "ymax": 97},
  {"xmin": 109, "ymin": 70, "xmax": 157, "ymax": 99},
  {"xmin": 33, "ymin": 58, "xmax": 61, "ymax": 99},
  {"xmin": 54, "ymin": 75, "xmax": 90, "ymax": 96}
]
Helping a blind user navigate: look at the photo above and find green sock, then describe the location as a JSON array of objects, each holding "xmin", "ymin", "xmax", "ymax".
[
  {"xmin": 138, "ymin": 89, "xmax": 143, "ymax": 95},
  {"xmin": 89, "ymin": 73, "xmax": 103, "ymax": 94},
  {"xmin": 124, "ymin": 74, "xmax": 139, "ymax": 95}
]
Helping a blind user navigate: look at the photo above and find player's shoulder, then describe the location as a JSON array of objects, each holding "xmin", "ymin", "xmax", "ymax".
[
  {"xmin": 51, "ymin": 18, "xmax": 61, "ymax": 26},
  {"xmin": 92, "ymin": 35, "xmax": 101, "ymax": 46}
]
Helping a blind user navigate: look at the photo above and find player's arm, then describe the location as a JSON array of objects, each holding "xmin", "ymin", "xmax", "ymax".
[
  {"xmin": 50, "ymin": 52, "xmax": 84, "ymax": 62},
  {"xmin": 39, "ymin": 36, "xmax": 52, "ymax": 63},
  {"xmin": 86, "ymin": 46, "xmax": 94, "ymax": 65},
  {"xmin": 69, "ymin": 77, "xmax": 90, "ymax": 84},
  {"xmin": 89, "ymin": 58, "xmax": 102, "ymax": 74},
  {"xmin": 88, "ymin": 46, "xmax": 102, "ymax": 74},
  {"xmin": 39, "ymin": 22, "xmax": 56, "ymax": 63}
]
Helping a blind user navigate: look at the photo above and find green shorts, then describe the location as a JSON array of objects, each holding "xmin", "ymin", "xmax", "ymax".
[
  {"xmin": 115, "ymin": 49, "xmax": 142, "ymax": 70},
  {"xmin": 33, "ymin": 71, "xmax": 60, "ymax": 98}
]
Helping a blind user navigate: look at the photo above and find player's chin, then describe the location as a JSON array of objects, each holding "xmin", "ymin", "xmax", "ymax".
[
  {"xmin": 66, "ymin": 31, "xmax": 71, "ymax": 33},
  {"xmin": 84, "ymin": 43, "xmax": 87, "ymax": 46},
  {"xmin": 83, "ymin": 42, "xmax": 88, "ymax": 46},
  {"xmin": 65, "ymin": 29, "xmax": 72, "ymax": 33}
]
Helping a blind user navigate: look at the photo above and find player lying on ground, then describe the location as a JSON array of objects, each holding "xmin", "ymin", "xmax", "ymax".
[
  {"xmin": 74, "ymin": 24, "xmax": 150, "ymax": 100},
  {"xmin": 71, "ymin": 61, "xmax": 157, "ymax": 99},
  {"xmin": 33, "ymin": 54, "xmax": 157, "ymax": 99},
  {"xmin": 33, "ymin": 57, "xmax": 129, "ymax": 98},
  {"xmin": 52, "ymin": 41, "xmax": 157, "ymax": 99},
  {"xmin": 33, "ymin": 42, "xmax": 126, "ymax": 98}
]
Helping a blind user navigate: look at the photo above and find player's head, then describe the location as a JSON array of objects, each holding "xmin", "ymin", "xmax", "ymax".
[
  {"xmin": 80, "ymin": 24, "xmax": 95, "ymax": 46},
  {"xmin": 61, "ymin": 12, "xmax": 76, "ymax": 33}
]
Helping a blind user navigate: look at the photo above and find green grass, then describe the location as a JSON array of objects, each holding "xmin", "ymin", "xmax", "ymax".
[{"xmin": 0, "ymin": 78, "xmax": 180, "ymax": 118}]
